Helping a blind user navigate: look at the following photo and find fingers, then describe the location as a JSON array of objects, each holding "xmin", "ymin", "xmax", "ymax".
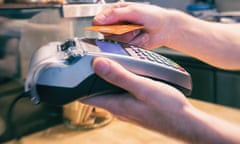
[
  {"xmin": 130, "ymin": 32, "xmax": 150, "ymax": 48},
  {"xmin": 104, "ymin": 31, "xmax": 150, "ymax": 49},
  {"xmin": 80, "ymin": 93, "xmax": 139, "ymax": 117},
  {"xmin": 93, "ymin": 2, "xmax": 143, "ymax": 25},
  {"xmin": 104, "ymin": 29, "xmax": 142, "ymax": 43}
]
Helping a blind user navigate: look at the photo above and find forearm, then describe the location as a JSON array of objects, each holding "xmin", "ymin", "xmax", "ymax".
[
  {"xmin": 179, "ymin": 106, "xmax": 240, "ymax": 144},
  {"xmin": 87, "ymin": 57, "xmax": 240, "ymax": 143},
  {"xmin": 168, "ymin": 11, "xmax": 240, "ymax": 70},
  {"xmin": 152, "ymin": 104, "xmax": 240, "ymax": 143}
]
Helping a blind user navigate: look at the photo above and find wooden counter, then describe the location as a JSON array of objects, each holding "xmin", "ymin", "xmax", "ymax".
[{"xmin": 6, "ymin": 99, "xmax": 240, "ymax": 144}]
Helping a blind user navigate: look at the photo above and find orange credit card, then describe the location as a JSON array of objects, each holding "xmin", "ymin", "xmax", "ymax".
[{"xmin": 85, "ymin": 24, "xmax": 144, "ymax": 35}]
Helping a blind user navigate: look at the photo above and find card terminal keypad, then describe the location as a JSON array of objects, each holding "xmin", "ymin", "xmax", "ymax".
[{"xmin": 126, "ymin": 45, "xmax": 186, "ymax": 72}]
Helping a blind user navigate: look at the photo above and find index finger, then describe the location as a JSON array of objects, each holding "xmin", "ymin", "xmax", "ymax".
[{"xmin": 93, "ymin": 2, "xmax": 143, "ymax": 25}]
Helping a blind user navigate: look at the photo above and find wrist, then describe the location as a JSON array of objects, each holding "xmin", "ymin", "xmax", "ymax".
[{"xmin": 164, "ymin": 10, "xmax": 195, "ymax": 49}]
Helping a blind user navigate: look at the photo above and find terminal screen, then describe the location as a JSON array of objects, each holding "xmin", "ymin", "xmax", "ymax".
[{"xmin": 96, "ymin": 40, "xmax": 129, "ymax": 55}]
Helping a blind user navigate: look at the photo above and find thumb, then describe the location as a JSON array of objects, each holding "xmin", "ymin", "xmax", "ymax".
[{"xmin": 92, "ymin": 57, "xmax": 148, "ymax": 98}]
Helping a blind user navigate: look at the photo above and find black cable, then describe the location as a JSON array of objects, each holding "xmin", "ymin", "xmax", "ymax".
[{"xmin": 6, "ymin": 91, "xmax": 30, "ymax": 141}]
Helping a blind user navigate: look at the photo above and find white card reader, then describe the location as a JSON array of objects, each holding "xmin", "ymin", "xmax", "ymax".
[{"xmin": 25, "ymin": 37, "xmax": 192, "ymax": 105}]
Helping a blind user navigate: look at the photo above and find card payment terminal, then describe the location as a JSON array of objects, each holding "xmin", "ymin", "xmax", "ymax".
[{"xmin": 25, "ymin": 37, "xmax": 192, "ymax": 105}]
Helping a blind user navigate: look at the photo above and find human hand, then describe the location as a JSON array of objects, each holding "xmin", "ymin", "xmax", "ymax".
[
  {"xmin": 81, "ymin": 57, "xmax": 240, "ymax": 143},
  {"xmin": 81, "ymin": 57, "xmax": 193, "ymax": 137},
  {"xmin": 92, "ymin": 2, "xmax": 179, "ymax": 49}
]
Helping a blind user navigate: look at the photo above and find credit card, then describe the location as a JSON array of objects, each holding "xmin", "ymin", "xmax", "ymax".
[{"xmin": 85, "ymin": 24, "xmax": 144, "ymax": 35}]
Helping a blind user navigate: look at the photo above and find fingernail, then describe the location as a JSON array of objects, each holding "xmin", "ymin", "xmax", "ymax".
[{"xmin": 93, "ymin": 58, "xmax": 110, "ymax": 76}]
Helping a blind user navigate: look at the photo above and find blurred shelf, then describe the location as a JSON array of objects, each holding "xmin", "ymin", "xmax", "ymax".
[{"xmin": 0, "ymin": 3, "xmax": 61, "ymax": 9}]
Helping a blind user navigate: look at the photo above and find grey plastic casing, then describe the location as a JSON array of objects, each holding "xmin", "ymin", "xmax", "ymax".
[{"xmin": 25, "ymin": 38, "xmax": 192, "ymax": 105}]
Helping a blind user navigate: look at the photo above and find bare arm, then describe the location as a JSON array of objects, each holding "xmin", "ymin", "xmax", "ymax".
[
  {"xmin": 81, "ymin": 57, "xmax": 240, "ymax": 144},
  {"xmin": 168, "ymin": 12, "xmax": 240, "ymax": 70},
  {"xmin": 92, "ymin": 2, "xmax": 240, "ymax": 70}
]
